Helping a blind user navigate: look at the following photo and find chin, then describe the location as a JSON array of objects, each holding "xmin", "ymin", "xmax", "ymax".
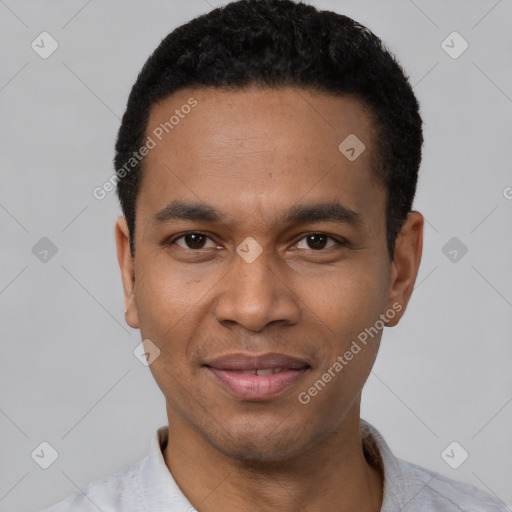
[{"xmin": 202, "ymin": 422, "xmax": 312, "ymax": 463}]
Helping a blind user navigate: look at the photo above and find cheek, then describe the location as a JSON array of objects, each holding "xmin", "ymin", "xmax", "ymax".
[
  {"xmin": 314, "ymin": 264, "xmax": 388, "ymax": 390},
  {"xmin": 135, "ymin": 260, "xmax": 204, "ymax": 320},
  {"xmin": 305, "ymin": 264, "xmax": 389, "ymax": 342},
  {"xmin": 134, "ymin": 262, "xmax": 216, "ymax": 377}
]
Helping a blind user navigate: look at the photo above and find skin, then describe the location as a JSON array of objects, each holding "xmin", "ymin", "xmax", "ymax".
[{"xmin": 116, "ymin": 86, "xmax": 423, "ymax": 512}]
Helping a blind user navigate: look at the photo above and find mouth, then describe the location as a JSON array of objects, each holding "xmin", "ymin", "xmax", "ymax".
[{"xmin": 203, "ymin": 352, "xmax": 311, "ymax": 400}]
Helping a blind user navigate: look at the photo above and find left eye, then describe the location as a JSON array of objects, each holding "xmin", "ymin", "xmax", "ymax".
[{"xmin": 294, "ymin": 233, "xmax": 343, "ymax": 251}]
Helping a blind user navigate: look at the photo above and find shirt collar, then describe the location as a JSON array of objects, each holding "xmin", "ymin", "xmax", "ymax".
[
  {"xmin": 138, "ymin": 425, "xmax": 195, "ymax": 510},
  {"xmin": 359, "ymin": 419, "xmax": 412, "ymax": 511}
]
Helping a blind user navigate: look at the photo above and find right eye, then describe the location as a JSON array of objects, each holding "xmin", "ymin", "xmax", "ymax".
[{"xmin": 164, "ymin": 232, "xmax": 219, "ymax": 250}]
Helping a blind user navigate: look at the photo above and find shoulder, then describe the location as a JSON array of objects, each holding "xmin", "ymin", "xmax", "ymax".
[
  {"xmin": 396, "ymin": 457, "xmax": 509, "ymax": 511},
  {"xmin": 37, "ymin": 459, "xmax": 144, "ymax": 512},
  {"xmin": 360, "ymin": 420, "xmax": 508, "ymax": 512}
]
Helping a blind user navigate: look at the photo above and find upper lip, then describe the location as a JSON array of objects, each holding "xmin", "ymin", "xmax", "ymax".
[{"xmin": 204, "ymin": 352, "xmax": 310, "ymax": 371}]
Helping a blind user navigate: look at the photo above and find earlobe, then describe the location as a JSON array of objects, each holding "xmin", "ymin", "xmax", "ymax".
[
  {"xmin": 385, "ymin": 211, "xmax": 424, "ymax": 327},
  {"xmin": 115, "ymin": 216, "xmax": 139, "ymax": 329}
]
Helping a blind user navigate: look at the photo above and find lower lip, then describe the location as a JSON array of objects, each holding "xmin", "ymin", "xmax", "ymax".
[{"xmin": 206, "ymin": 367, "xmax": 309, "ymax": 400}]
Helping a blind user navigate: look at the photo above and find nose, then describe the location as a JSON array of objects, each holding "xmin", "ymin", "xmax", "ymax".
[{"xmin": 214, "ymin": 243, "xmax": 301, "ymax": 332}]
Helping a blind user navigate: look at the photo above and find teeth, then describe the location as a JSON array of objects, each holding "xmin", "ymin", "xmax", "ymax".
[
  {"xmin": 256, "ymin": 368, "xmax": 274, "ymax": 376},
  {"xmin": 237, "ymin": 368, "xmax": 286, "ymax": 375}
]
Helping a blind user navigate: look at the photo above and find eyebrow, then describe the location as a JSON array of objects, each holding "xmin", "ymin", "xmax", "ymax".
[{"xmin": 153, "ymin": 199, "xmax": 363, "ymax": 228}]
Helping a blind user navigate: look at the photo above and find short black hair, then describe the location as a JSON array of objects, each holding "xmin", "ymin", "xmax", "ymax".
[{"xmin": 114, "ymin": 0, "xmax": 423, "ymax": 259}]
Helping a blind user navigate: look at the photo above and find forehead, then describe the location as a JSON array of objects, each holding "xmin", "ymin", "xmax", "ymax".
[
  {"xmin": 138, "ymin": 86, "xmax": 384, "ymax": 232},
  {"xmin": 146, "ymin": 85, "xmax": 376, "ymax": 156}
]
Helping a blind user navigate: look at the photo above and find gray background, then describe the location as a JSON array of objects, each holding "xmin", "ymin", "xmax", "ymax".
[{"xmin": 1, "ymin": 0, "xmax": 511, "ymax": 510}]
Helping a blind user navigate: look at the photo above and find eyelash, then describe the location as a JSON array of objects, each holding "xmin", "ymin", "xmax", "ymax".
[{"xmin": 163, "ymin": 231, "xmax": 347, "ymax": 251}]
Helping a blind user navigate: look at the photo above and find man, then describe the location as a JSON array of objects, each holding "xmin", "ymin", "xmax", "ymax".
[{"xmin": 40, "ymin": 0, "xmax": 507, "ymax": 510}]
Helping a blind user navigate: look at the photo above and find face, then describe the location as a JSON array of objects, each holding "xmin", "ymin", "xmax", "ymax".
[{"xmin": 116, "ymin": 86, "xmax": 423, "ymax": 462}]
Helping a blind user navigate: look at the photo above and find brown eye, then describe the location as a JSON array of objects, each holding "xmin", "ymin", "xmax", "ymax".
[
  {"xmin": 172, "ymin": 232, "xmax": 217, "ymax": 250},
  {"xmin": 295, "ymin": 234, "xmax": 344, "ymax": 250}
]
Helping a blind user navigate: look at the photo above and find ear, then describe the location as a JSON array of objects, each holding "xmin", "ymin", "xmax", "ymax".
[
  {"xmin": 385, "ymin": 211, "xmax": 424, "ymax": 327},
  {"xmin": 115, "ymin": 216, "xmax": 139, "ymax": 329}
]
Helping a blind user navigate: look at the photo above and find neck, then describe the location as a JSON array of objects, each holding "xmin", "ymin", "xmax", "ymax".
[{"xmin": 163, "ymin": 404, "xmax": 383, "ymax": 512}]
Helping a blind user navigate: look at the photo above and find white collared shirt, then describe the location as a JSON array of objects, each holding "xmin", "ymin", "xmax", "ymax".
[{"xmin": 38, "ymin": 419, "xmax": 508, "ymax": 511}]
